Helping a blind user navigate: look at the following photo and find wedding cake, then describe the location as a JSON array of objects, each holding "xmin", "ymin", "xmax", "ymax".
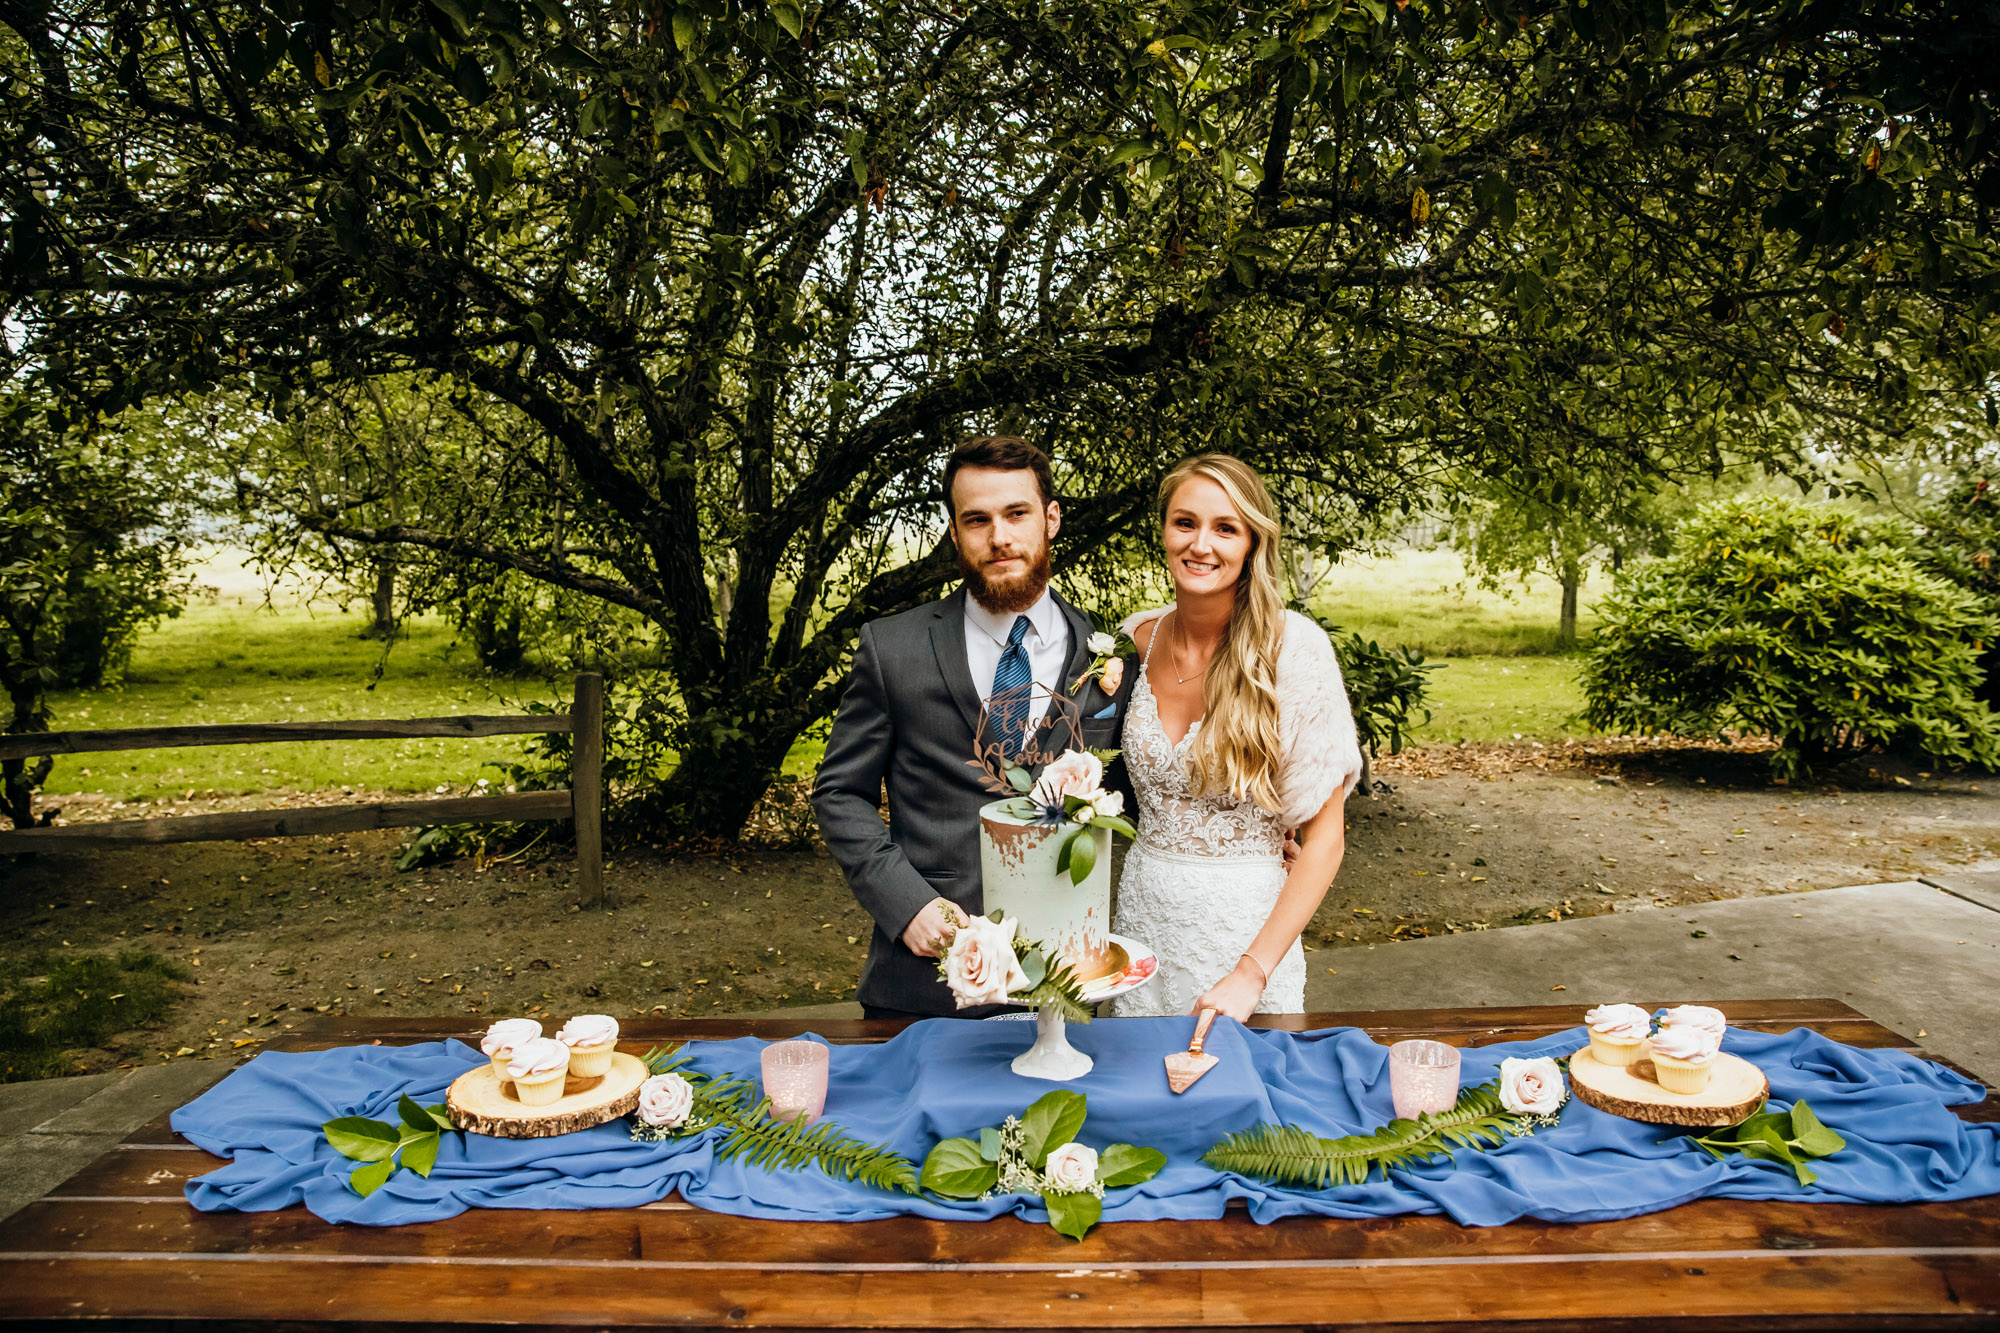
[{"xmin": 978, "ymin": 801, "xmax": 1119, "ymax": 983}]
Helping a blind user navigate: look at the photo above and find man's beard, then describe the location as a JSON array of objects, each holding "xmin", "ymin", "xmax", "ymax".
[{"xmin": 960, "ymin": 543, "xmax": 1053, "ymax": 614}]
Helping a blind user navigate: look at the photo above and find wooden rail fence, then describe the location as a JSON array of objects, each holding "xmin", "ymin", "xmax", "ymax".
[{"xmin": 0, "ymin": 673, "xmax": 605, "ymax": 903}]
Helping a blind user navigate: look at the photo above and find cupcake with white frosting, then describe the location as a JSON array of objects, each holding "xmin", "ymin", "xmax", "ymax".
[
  {"xmin": 1649, "ymin": 1024, "xmax": 1722, "ymax": 1094},
  {"xmin": 1584, "ymin": 1003, "xmax": 1653, "ymax": 1067},
  {"xmin": 505, "ymin": 1036, "xmax": 573, "ymax": 1106},
  {"xmin": 480, "ymin": 1018, "xmax": 543, "ymax": 1083},
  {"xmin": 1660, "ymin": 1004, "xmax": 1727, "ymax": 1042},
  {"xmin": 556, "ymin": 1014, "xmax": 620, "ymax": 1078}
]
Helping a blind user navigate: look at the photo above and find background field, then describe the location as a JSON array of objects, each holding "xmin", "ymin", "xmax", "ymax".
[{"xmin": 38, "ymin": 546, "xmax": 1595, "ymax": 802}]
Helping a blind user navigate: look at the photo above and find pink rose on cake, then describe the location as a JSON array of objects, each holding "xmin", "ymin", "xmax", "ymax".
[
  {"xmin": 943, "ymin": 913, "xmax": 1030, "ymax": 1008},
  {"xmin": 636, "ymin": 1073, "xmax": 694, "ymax": 1129},
  {"xmin": 1497, "ymin": 1056, "xmax": 1565, "ymax": 1115},
  {"xmin": 1044, "ymin": 1142, "xmax": 1099, "ymax": 1193},
  {"xmin": 1031, "ymin": 750, "xmax": 1103, "ymax": 808}
]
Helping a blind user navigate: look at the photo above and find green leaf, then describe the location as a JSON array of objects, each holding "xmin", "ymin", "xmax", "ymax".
[
  {"xmin": 772, "ymin": 1, "xmax": 804, "ymax": 39},
  {"xmin": 1091, "ymin": 815, "xmax": 1138, "ymax": 840},
  {"xmin": 400, "ymin": 1132, "xmax": 440, "ymax": 1178},
  {"xmin": 1017, "ymin": 946, "xmax": 1047, "ymax": 991},
  {"xmin": 1066, "ymin": 826, "xmax": 1096, "ymax": 885},
  {"xmin": 350, "ymin": 1158, "xmax": 395, "ymax": 1196},
  {"xmin": 921, "ymin": 1137, "xmax": 999, "ymax": 1199},
  {"xmin": 978, "ymin": 1127, "xmax": 1002, "ymax": 1162},
  {"xmin": 671, "ymin": 8, "xmax": 699, "ymax": 52},
  {"xmin": 423, "ymin": 1102, "xmax": 456, "ymax": 1133},
  {"xmin": 1006, "ymin": 765, "xmax": 1033, "ymax": 793},
  {"xmin": 1097, "ymin": 1143, "xmax": 1167, "ymax": 1188},
  {"xmin": 398, "ymin": 1094, "xmax": 439, "ymax": 1134},
  {"xmin": 324, "ymin": 1116, "xmax": 402, "ymax": 1163},
  {"xmin": 1019, "ymin": 1090, "xmax": 1087, "ymax": 1168},
  {"xmin": 1044, "ymin": 1189, "xmax": 1102, "ymax": 1241},
  {"xmin": 1789, "ymin": 1101, "xmax": 1846, "ymax": 1159},
  {"xmin": 1104, "ymin": 140, "xmax": 1152, "ymax": 169}
]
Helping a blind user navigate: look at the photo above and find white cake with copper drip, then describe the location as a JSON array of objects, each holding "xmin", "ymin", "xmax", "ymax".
[{"xmin": 978, "ymin": 800, "xmax": 1117, "ymax": 983}]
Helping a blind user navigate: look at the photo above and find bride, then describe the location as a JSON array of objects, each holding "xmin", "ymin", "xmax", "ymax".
[{"xmin": 1110, "ymin": 455, "xmax": 1362, "ymax": 1020}]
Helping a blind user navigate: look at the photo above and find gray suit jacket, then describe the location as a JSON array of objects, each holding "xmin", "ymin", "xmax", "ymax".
[{"xmin": 813, "ymin": 586, "xmax": 1131, "ymax": 1015}]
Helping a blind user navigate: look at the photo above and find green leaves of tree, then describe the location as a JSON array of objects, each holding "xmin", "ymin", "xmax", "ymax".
[
  {"xmin": 1687, "ymin": 1100, "xmax": 1846, "ymax": 1186},
  {"xmin": 322, "ymin": 1097, "xmax": 458, "ymax": 1197}
]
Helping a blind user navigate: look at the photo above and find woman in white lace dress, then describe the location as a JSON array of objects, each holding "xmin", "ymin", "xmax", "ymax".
[{"xmin": 1110, "ymin": 455, "xmax": 1362, "ymax": 1020}]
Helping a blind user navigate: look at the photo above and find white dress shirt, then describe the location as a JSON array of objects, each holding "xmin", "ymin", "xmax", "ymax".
[{"xmin": 964, "ymin": 588, "xmax": 1069, "ymax": 727}]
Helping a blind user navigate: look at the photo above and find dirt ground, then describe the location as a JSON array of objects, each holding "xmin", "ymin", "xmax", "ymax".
[{"xmin": 5, "ymin": 739, "xmax": 1997, "ymax": 1076}]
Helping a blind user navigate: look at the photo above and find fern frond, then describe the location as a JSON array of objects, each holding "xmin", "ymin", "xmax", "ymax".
[
  {"xmin": 1016, "ymin": 956, "xmax": 1094, "ymax": 1024},
  {"xmin": 667, "ymin": 1065, "xmax": 920, "ymax": 1194},
  {"xmin": 1203, "ymin": 1082, "xmax": 1522, "ymax": 1188}
]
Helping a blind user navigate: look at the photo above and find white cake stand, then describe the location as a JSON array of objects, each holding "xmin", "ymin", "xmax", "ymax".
[{"xmin": 1005, "ymin": 934, "xmax": 1157, "ymax": 1081}]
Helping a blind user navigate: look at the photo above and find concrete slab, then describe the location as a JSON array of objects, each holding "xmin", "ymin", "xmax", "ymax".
[
  {"xmin": 30, "ymin": 1060, "xmax": 232, "ymax": 1136},
  {"xmin": 1304, "ymin": 881, "xmax": 2000, "ymax": 1086},
  {"xmin": 0, "ymin": 1071, "xmax": 118, "ymax": 1131},
  {"xmin": 1921, "ymin": 870, "xmax": 2000, "ymax": 915},
  {"xmin": 0, "ymin": 1131, "xmax": 121, "ymax": 1224}
]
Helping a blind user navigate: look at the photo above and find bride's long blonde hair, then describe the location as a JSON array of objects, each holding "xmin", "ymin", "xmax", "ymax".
[{"xmin": 1160, "ymin": 454, "xmax": 1287, "ymax": 814}]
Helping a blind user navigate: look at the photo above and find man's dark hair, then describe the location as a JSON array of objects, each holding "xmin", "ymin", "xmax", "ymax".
[{"xmin": 942, "ymin": 435, "xmax": 1054, "ymax": 516}]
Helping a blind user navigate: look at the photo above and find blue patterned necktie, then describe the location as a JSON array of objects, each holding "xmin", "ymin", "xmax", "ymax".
[{"xmin": 990, "ymin": 614, "xmax": 1034, "ymax": 757}]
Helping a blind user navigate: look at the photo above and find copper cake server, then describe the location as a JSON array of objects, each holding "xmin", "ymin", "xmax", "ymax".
[{"xmin": 1165, "ymin": 1007, "xmax": 1220, "ymax": 1093}]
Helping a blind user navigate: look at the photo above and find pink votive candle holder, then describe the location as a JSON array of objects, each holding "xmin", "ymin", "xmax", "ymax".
[
  {"xmin": 1388, "ymin": 1039, "xmax": 1462, "ymax": 1120},
  {"xmin": 761, "ymin": 1039, "xmax": 830, "ymax": 1122}
]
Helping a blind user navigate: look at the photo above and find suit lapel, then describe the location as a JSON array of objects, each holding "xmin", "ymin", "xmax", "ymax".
[{"xmin": 930, "ymin": 587, "xmax": 984, "ymax": 737}]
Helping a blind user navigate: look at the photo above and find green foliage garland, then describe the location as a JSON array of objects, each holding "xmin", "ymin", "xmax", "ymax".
[
  {"xmin": 919, "ymin": 1090, "xmax": 1166, "ymax": 1241},
  {"xmin": 1202, "ymin": 1083, "xmax": 1525, "ymax": 1188},
  {"xmin": 641, "ymin": 1047, "xmax": 919, "ymax": 1195},
  {"xmin": 323, "ymin": 1095, "xmax": 459, "ymax": 1198}
]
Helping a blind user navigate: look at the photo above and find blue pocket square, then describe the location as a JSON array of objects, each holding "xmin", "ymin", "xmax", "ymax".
[{"xmin": 1092, "ymin": 704, "xmax": 1117, "ymax": 719}]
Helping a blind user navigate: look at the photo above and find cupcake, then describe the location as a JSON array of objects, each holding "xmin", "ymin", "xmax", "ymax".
[
  {"xmin": 1584, "ymin": 1003, "xmax": 1653, "ymax": 1067},
  {"xmin": 480, "ymin": 1018, "xmax": 543, "ymax": 1083},
  {"xmin": 1660, "ymin": 1004, "xmax": 1727, "ymax": 1043},
  {"xmin": 556, "ymin": 1014, "xmax": 620, "ymax": 1078},
  {"xmin": 506, "ymin": 1037, "xmax": 573, "ymax": 1106},
  {"xmin": 1649, "ymin": 1025, "xmax": 1722, "ymax": 1094}
]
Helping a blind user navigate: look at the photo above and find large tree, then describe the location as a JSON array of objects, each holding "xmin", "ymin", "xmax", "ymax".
[{"xmin": 5, "ymin": 0, "xmax": 1997, "ymax": 833}]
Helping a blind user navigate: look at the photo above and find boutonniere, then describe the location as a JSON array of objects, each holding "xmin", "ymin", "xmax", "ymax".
[{"xmin": 1070, "ymin": 631, "xmax": 1130, "ymax": 697}]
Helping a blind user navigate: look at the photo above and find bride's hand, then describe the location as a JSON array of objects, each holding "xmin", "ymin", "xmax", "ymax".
[{"xmin": 1193, "ymin": 957, "xmax": 1266, "ymax": 1024}]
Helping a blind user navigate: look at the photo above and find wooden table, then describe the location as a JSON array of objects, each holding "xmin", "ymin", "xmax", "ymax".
[{"xmin": 3, "ymin": 1001, "xmax": 1996, "ymax": 1331}]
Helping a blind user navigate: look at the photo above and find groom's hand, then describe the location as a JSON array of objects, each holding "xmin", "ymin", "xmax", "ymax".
[{"xmin": 901, "ymin": 897, "xmax": 962, "ymax": 958}]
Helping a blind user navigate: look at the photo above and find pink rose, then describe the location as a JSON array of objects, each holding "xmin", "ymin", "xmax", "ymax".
[
  {"xmin": 943, "ymin": 913, "xmax": 1029, "ymax": 1008},
  {"xmin": 1044, "ymin": 1141, "xmax": 1099, "ymax": 1192},
  {"xmin": 1497, "ymin": 1056, "xmax": 1564, "ymax": 1115},
  {"xmin": 637, "ymin": 1072, "xmax": 694, "ymax": 1128},
  {"xmin": 1031, "ymin": 750, "xmax": 1104, "ymax": 807},
  {"xmin": 1098, "ymin": 657, "xmax": 1125, "ymax": 695}
]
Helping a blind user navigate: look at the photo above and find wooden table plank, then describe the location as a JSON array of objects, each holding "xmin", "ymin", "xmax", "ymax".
[{"xmin": 2, "ymin": 1004, "xmax": 1993, "ymax": 1332}]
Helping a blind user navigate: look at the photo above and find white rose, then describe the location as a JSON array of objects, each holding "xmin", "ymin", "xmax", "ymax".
[
  {"xmin": 1083, "ymin": 788, "xmax": 1124, "ymax": 821},
  {"xmin": 1098, "ymin": 657, "xmax": 1125, "ymax": 695},
  {"xmin": 943, "ymin": 914, "xmax": 1030, "ymax": 1008},
  {"xmin": 1043, "ymin": 1141, "xmax": 1099, "ymax": 1193},
  {"xmin": 1087, "ymin": 631, "xmax": 1117, "ymax": 656},
  {"xmin": 637, "ymin": 1072, "xmax": 695, "ymax": 1128},
  {"xmin": 1497, "ymin": 1056, "xmax": 1565, "ymax": 1116},
  {"xmin": 1031, "ymin": 750, "xmax": 1104, "ymax": 807}
]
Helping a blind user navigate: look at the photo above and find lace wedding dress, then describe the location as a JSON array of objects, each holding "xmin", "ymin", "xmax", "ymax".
[{"xmin": 1110, "ymin": 607, "xmax": 1363, "ymax": 1017}]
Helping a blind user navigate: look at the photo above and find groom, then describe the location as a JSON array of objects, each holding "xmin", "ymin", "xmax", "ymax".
[{"xmin": 813, "ymin": 436, "xmax": 1129, "ymax": 1020}]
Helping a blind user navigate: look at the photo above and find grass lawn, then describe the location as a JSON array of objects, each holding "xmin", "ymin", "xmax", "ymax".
[
  {"xmin": 1311, "ymin": 548, "xmax": 1603, "ymax": 657},
  {"xmin": 34, "ymin": 548, "xmax": 1602, "ymax": 803}
]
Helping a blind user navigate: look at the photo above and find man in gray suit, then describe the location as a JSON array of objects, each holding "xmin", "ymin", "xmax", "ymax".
[{"xmin": 813, "ymin": 436, "xmax": 1128, "ymax": 1020}]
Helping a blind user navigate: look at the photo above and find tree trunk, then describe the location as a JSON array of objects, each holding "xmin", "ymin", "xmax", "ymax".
[
  {"xmin": 360, "ymin": 559, "xmax": 397, "ymax": 640},
  {"xmin": 1558, "ymin": 566, "xmax": 1581, "ymax": 651},
  {"xmin": 629, "ymin": 691, "xmax": 804, "ymax": 839}
]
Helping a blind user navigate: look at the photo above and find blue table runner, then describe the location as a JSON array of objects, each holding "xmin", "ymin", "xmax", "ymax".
[{"xmin": 170, "ymin": 1017, "xmax": 2000, "ymax": 1228}]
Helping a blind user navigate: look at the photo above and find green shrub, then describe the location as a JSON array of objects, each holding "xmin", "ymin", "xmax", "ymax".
[
  {"xmin": 1915, "ymin": 475, "xmax": 2000, "ymax": 705},
  {"xmin": 1303, "ymin": 611, "xmax": 1438, "ymax": 758},
  {"xmin": 1581, "ymin": 496, "xmax": 2000, "ymax": 780}
]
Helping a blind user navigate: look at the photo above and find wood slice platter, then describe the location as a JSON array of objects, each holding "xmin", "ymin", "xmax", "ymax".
[
  {"xmin": 1569, "ymin": 1046, "xmax": 1768, "ymax": 1127},
  {"xmin": 446, "ymin": 1051, "xmax": 649, "ymax": 1138}
]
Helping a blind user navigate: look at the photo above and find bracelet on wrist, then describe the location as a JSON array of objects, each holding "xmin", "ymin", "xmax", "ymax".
[{"xmin": 1237, "ymin": 952, "xmax": 1268, "ymax": 988}]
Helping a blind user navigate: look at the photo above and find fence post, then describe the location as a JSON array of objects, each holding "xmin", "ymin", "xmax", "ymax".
[{"xmin": 573, "ymin": 672, "xmax": 604, "ymax": 907}]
